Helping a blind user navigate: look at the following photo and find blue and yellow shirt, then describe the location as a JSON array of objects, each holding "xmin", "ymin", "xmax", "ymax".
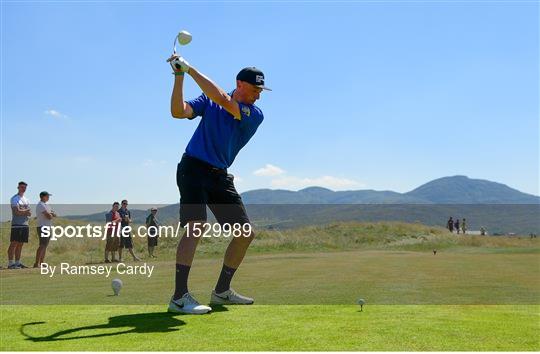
[{"xmin": 184, "ymin": 92, "xmax": 264, "ymax": 168}]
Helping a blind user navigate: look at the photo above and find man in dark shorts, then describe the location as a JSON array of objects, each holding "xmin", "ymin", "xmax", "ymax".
[
  {"xmin": 166, "ymin": 53, "xmax": 269, "ymax": 314},
  {"xmin": 145, "ymin": 207, "xmax": 159, "ymax": 258},
  {"xmin": 118, "ymin": 200, "xmax": 141, "ymax": 262},
  {"xmin": 7, "ymin": 181, "xmax": 31, "ymax": 269}
]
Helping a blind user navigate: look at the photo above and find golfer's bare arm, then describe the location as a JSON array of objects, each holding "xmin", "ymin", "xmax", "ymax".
[
  {"xmin": 170, "ymin": 67, "xmax": 241, "ymax": 119},
  {"xmin": 188, "ymin": 67, "xmax": 241, "ymax": 118},
  {"xmin": 170, "ymin": 74, "xmax": 194, "ymax": 119}
]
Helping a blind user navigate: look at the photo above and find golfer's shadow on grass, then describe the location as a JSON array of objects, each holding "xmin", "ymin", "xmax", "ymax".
[{"xmin": 21, "ymin": 312, "xmax": 186, "ymax": 342}]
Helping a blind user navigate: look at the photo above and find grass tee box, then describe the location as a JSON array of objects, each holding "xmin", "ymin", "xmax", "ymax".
[{"xmin": 1, "ymin": 305, "xmax": 538, "ymax": 351}]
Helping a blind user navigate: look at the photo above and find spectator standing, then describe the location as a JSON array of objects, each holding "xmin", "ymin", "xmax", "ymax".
[
  {"xmin": 145, "ymin": 207, "xmax": 159, "ymax": 258},
  {"xmin": 34, "ymin": 191, "xmax": 56, "ymax": 267},
  {"xmin": 118, "ymin": 200, "xmax": 141, "ymax": 261},
  {"xmin": 7, "ymin": 181, "xmax": 31, "ymax": 269},
  {"xmin": 447, "ymin": 217, "xmax": 454, "ymax": 233},
  {"xmin": 105, "ymin": 202, "xmax": 121, "ymax": 263}
]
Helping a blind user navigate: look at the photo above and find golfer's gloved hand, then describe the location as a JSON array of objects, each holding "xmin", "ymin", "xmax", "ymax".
[{"xmin": 167, "ymin": 55, "xmax": 190, "ymax": 73}]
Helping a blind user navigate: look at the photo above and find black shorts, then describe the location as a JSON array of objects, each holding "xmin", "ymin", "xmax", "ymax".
[
  {"xmin": 37, "ymin": 226, "xmax": 50, "ymax": 246},
  {"xmin": 120, "ymin": 234, "xmax": 133, "ymax": 249},
  {"xmin": 147, "ymin": 235, "xmax": 158, "ymax": 247},
  {"xmin": 147, "ymin": 224, "xmax": 158, "ymax": 246},
  {"xmin": 10, "ymin": 225, "xmax": 29, "ymax": 243},
  {"xmin": 177, "ymin": 154, "xmax": 250, "ymax": 228}
]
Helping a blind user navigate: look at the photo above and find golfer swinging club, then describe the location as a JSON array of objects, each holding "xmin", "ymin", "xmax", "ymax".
[{"xmin": 167, "ymin": 52, "xmax": 270, "ymax": 314}]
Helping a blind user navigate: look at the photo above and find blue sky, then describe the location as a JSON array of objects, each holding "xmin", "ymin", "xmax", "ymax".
[{"xmin": 1, "ymin": 1, "xmax": 538, "ymax": 203}]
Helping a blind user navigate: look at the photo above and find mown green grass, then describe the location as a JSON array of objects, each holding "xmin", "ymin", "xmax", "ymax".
[{"xmin": 2, "ymin": 305, "xmax": 538, "ymax": 351}]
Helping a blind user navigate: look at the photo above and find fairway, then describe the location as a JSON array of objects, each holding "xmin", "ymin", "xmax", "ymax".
[
  {"xmin": 1, "ymin": 250, "xmax": 539, "ymax": 305},
  {"xmin": 2, "ymin": 304, "xmax": 538, "ymax": 351}
]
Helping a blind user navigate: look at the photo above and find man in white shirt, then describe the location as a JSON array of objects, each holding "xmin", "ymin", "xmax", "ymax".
[
  {"xmin": 34, "ymin": 191, "xmax": 56, "ymax": 268},
  {"xmin": 8, "ymin": 181, "xmax": 31, "ymax": 269}
]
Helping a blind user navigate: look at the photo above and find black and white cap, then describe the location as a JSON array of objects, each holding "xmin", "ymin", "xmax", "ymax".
[{"xmin": 236, "ymin": 67, "xmax": 271, "ymax": 91}]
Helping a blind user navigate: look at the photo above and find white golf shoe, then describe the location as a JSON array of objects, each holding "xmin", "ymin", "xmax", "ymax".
[
  {"xmin": 210, "ymin": 288, "xmax": 254, "ymax": 305},
  {"xmin": 168, "ymin": 293, "xmax": 212, "ymax": 314}
]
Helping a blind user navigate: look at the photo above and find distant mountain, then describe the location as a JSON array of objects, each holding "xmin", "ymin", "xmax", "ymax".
[
  {"xmin": 405, "ymin": 176, "xmax": 540, "ymax": 204},
  {"xmin": 242, "ymin": 187, "xmax": 426, "ymax": 204},
  {"xmin": 63, "ymin": 176, "xmax": 540, "ymax": 233},
  {"xmin": 242, "ymin": 176, "xmax": 540, "ymax": 204}
]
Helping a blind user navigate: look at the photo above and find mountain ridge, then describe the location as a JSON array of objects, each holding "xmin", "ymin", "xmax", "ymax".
[{"xmin": 241, "ymin": 175, "xmax": 540, "ymax": 204}]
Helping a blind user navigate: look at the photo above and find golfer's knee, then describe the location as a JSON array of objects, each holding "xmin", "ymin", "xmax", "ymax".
[{"xmin": 238, "ymin": 227, "xmax": 255, "ymax": 245}]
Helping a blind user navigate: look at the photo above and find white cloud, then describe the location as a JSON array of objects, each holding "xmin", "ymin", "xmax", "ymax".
[
  {"xmin": 44, "ymin": 109, "xmax": 69, "ymax": 119},
  {"xmin": 271, "ymin": 175, "xmax": 363, "ymax": 191},
  {"xmin": 253, "ymin": 163, "xmax": 363, "ymax": 191},
  {"xmin": 253, "ymin": 164, "xmax": 285, "ymax": 177}
]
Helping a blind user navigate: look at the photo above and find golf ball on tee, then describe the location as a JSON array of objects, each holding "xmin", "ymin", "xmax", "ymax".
[{"xmin": 112, "ymin": 278, "xmax": 123, "ymax": 296}]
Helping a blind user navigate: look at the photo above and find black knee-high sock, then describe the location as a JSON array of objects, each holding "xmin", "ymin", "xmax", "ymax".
[
  {"xmin": 215, "ymin": 264, "xmax": 237, "ymax": 294},
  {"xmin": 174, "ymin": 264, "xmax": 191, "ymax": 299}
]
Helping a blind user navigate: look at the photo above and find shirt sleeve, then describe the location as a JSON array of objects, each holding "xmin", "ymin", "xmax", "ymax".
[
  {"xmin": 10, "ymin": 196, "xmax": 18, "ymax": 208},
  {"xmin": 186, "ymin": 93, "xmax": 209, "ymax": 120}
]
